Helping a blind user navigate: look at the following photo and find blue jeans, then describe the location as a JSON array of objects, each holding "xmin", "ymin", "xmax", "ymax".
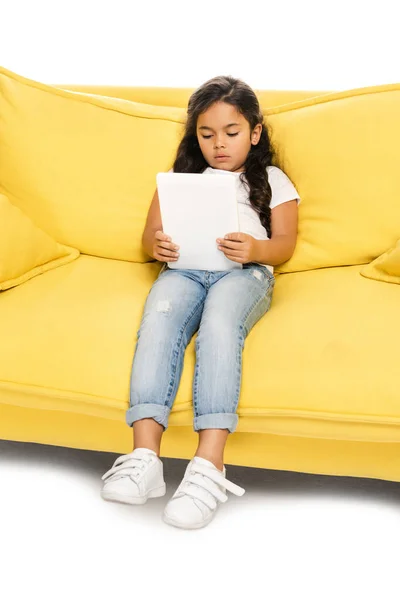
[{"xmin": 126, "ymin": 262, "xmax": 275, "ymax": 434}]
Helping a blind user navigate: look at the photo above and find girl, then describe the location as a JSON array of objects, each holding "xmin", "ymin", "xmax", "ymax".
[{"xmin": 101, "ymin": 75, "xmax": 300, "ymax": 530}]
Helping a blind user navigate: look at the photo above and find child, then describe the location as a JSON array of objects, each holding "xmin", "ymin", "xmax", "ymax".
[{"xmin": 101, "ymin": 75, "xmax": 300, "ymax": 530}]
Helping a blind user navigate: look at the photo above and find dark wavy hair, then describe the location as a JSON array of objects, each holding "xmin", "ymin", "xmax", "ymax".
[{"xmin": 171, "ymin": 75, "xmax": 275, "ymax": 238}]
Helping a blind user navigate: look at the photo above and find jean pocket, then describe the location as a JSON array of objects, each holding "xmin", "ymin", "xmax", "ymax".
[
  {"xmin": 260, "ymin": 266, "xmax": 275, "ymax": 284},
  {"xmin": 159, "ymin": 262, "xmax": 169, "ymax": 275},
  {"xmin": 246, "ymin": 263, "xmax": 275, "ymax": 285}
]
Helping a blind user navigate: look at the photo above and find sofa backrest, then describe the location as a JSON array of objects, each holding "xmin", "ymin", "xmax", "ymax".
[
  {"xmin": 53, "ymin": 85, "xmax": 331, "ymax": 109},
  {"xmin": 1, "ymin": 66, "xmax": 399, "ymax": 273},
  {"xmin": 0, "ymin": 67, "xmax": 186, "ymax": 264},
  {"xmin": 265, "ymin": 83, "xmax": 400, "ymax": 272}
]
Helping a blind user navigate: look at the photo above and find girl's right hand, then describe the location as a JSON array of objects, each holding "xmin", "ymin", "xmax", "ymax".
[{"xmin": 153, "ymin": 230, "xmax": 180, "ymax": 262}]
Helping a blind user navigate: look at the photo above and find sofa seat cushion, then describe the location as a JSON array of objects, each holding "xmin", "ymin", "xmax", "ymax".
[
  {"xmin": 0, "ymin": 258, "xmax": 398, "ymax": 442},
  {"xmin": 253, "ymin": 266, "xmax": 400, "ymax": 442}
]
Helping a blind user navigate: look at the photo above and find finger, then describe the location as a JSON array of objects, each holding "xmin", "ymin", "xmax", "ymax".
[
  {"xmin": 218, "ymin": 239, "xmax": 242, "ymax": 249},
  {"xmin": 155, "ymin": 231, "xmax": 170, "ymax": 241},
  {"xmin": 158, "ymin": 246, "xmax": 180, "ymax": 258},
  {"xmin": 156, "ymin": 256, "xmax": 178, "ymax": 262},
  {"xmin": 159, "ymin": 241, "xmax": 180, "ymax": 252},
  {"xmin": 224, "ymin": 253, "xmax": 244, "ymax": 263},
  {"xmin": 219, "ymin": 246, "xmax": 244, "ymax": 259},
  {"xmin": 221, "ymin": 248, "xmax": 243, "ymax": 257},
  {"xmin": 224, "ymin": 233, "xmax": 243, "ymax": 242},
  {"xmin": 158, "ymin": 248, "xmax": 179, "ymax": 258},
  {"xmin": 155, "ymin": 253, "xmax": 178, "ymax": 262}
]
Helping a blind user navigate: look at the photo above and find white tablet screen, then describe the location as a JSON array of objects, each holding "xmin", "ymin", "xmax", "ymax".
[{"xmin": 156, "ymin": 172, "xmax": 242, "ymax": 271}]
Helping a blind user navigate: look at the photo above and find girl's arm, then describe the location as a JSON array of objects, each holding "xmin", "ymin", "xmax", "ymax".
[
  {"xmin": 253, "ymin": 200, "xmax": 299, "ymax": 266},
  {"xmin": 142, "ymin": 189, "xmax": 163, "ymax": 259}
]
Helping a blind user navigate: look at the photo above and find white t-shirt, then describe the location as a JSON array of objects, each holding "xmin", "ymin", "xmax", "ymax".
[{"xmin": 167, "ymin": 165, "xmax": 301, "ymax": 274}]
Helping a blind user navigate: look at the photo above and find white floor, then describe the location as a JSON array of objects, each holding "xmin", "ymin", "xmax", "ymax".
[{"xmin": 1, "ymin": 439, "xmax": 399, "ymax": 600}]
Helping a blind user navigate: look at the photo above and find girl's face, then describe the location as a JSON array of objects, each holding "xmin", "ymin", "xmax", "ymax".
[{"xmin": 196, "ymin": 101, "xmax": 262, "ymax": 173}]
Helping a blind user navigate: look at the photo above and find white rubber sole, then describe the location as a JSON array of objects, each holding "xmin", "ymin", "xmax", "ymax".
[
  {"xmin": 101, "ymin": 482, "xmax": 166, "ymax": 505},
  {"xmin": 162, "ymin": 510, "xmax": 215, "ymax": 529}
]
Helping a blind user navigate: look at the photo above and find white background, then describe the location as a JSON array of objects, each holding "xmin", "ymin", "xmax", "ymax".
[
  {"xmin": 1, "ymin": 1, "xmax": 400, "ymax": 599},
  {"xmin": 1, "ymin": 0, "xmax": 400, "ymax": 90}
]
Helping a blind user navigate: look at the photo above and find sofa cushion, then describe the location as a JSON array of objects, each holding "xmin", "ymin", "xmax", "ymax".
[
  {"xmin": 58, "ymin": 84, "xmax": 331, "ymax": 109},
  {"xmin": 360, "ymin": 239, "xmax": 400, "ymax": 284},
  {"xmin": 0, "ymin": 259, "xmax": 399, "ymax": 442},
  {"xmin": 0, "ymin": 66, "xmax": 186, "ymax": 263},
  {"xmin": 0, "ymin": 193, "xmax": 79, "ymax": 291},
  {"xmin": 266, "ymin": 82, "xmax": 400, "ymax": 273}
]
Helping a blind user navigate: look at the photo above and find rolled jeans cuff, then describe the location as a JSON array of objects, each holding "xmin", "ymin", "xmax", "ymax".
[
  {"xmin": 193, "ymin": 412, "xmax": 238, "ymax": 433},
  {"xmin": 125, "ymin": 403, "xmax": 171, "ymax": 430}
]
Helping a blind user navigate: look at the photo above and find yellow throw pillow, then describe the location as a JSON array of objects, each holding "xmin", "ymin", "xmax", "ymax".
[
  {"xmin": 360, "ymin": 239, "xmax": 400, "ymax": 284},
  {"xmin": 0, "ymin": 193, "xmax": 80, "ymax": 291},
  {"xmin": 0, "ymin": 66, "xmax": 186, "ymax": 263},
  {"xmin": 265, "ymin": 82, "xmax": 400, "ymax": 273}
]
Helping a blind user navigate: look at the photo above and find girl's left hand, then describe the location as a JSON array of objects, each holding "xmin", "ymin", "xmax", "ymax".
[{"xmin": 216, "ymin": 232, "xmax": 258, "ymax": 264}]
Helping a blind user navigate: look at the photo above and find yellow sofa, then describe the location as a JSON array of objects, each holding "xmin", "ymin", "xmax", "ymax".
[{"xmin": 1, "ymin": 66, "xmax": 399, "ymax": 483}]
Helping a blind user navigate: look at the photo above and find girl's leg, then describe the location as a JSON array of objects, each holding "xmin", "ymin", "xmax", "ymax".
[
  {"xmin": 193, "ymin": 264, "xmax": 275, "ymax": 468},
  {"xmin": 195, "ymin": 428, "xmax": 229, "ymax": 471},
  {"xmin": 133, "ymin": 418, "xmax": 165, "ymax": 456},
  {"xmin": 126, "ymin": 267, "xmax": 206, "ymax": 451}
]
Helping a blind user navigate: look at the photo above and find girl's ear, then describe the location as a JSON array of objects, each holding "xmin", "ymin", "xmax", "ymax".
[{"xmin": 251, "ymin": 123, "xmax": 262, "ymax": 145}]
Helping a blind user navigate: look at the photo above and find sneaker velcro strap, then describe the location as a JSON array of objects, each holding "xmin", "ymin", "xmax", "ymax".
[
  {"xmin": 191, "ymin": 463, "xmax": 245, "ymax": 496},
  {"xmin": 101, "ymin": 454, "xmax": 146, "ymax": 481},
  {"xmin": 180, "ymin": 484, "xmax": 220, "ymax": 510}
]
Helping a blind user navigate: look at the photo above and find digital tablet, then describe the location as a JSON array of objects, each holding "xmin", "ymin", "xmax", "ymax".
[{"xmin": 156, "ymin": 172, "xmax": 242, "ymax": 271}]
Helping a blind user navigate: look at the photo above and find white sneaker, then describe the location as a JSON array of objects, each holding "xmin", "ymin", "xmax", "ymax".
[
  {"xmin": 162, "ymin": 456, "xmax": 245, "ymax": 530},
  {"xmin": 100, "ymin": 447, "xmax": 166, "ymax": 505}
]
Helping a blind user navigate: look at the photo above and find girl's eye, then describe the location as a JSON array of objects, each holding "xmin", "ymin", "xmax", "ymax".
[{"xmin": 201, "ymin": 133, "xmax": 239, "ymax": 139}]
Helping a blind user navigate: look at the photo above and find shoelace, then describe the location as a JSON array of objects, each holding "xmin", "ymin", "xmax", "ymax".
[
  {"xmin": 101, "ymin": 452, "xmax": 150, "ymax": 483},
  {"xmin": 175, "ymin": 462, "xmax": 245, "ymax": 511}
]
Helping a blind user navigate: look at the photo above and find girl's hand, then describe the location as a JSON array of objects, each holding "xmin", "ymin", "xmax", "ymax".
[
  {"xmin": 153, "ymin": 230, "xmax": 180, "ymax": 262},
  {"xmin": 216, "ymin": 232, "xmax": 258, "ymax": 264}
]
